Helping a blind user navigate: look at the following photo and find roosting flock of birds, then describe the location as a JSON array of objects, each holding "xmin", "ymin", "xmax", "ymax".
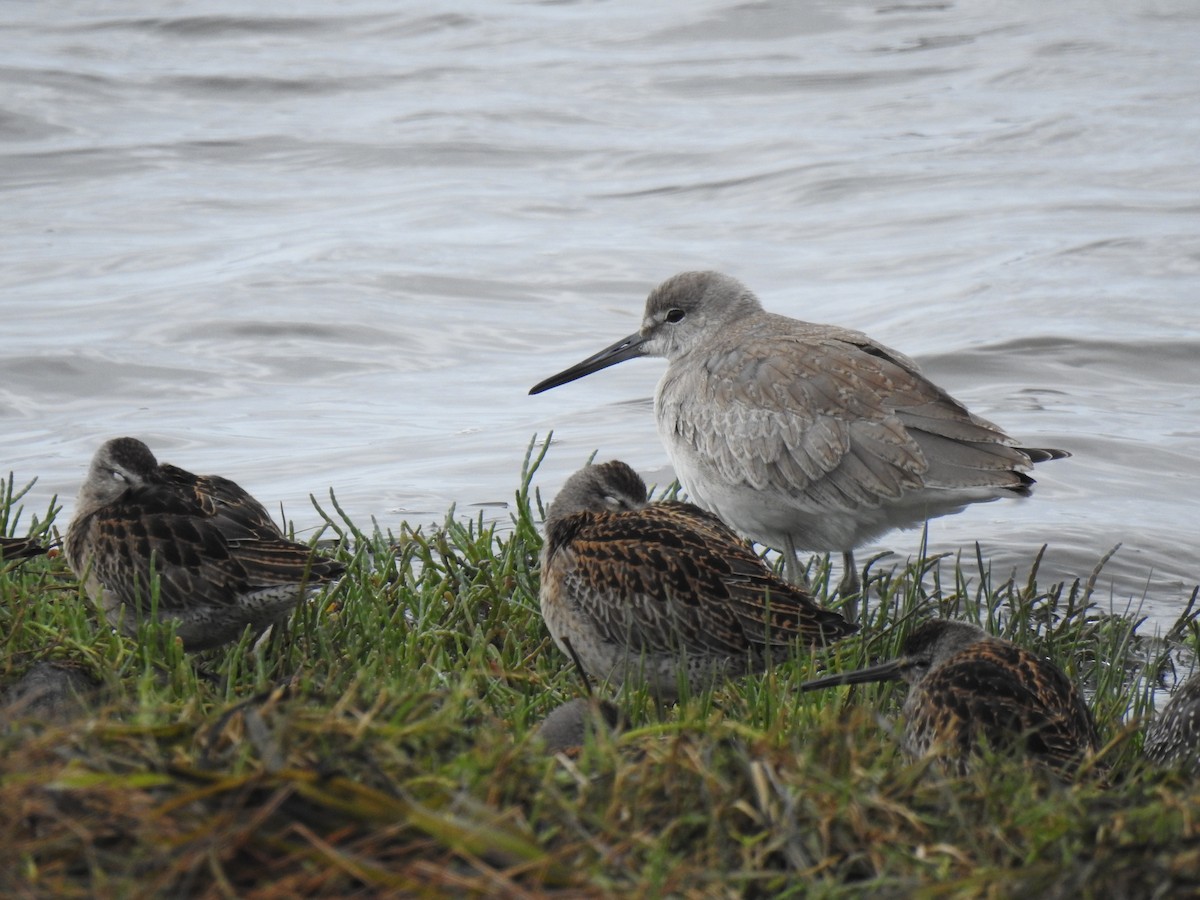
[{"xmin": 3, "ymin": 271, "xmax": 1196, "ymax": 775}]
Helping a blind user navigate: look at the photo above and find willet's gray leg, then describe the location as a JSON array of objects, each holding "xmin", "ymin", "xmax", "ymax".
[
  {"xmin": 837, "ymin": 550, "xmax": 861, "ymax": 622},
  {"xmin": 782, "ymin": 536, "xmax": 810, "ymax": 587}
]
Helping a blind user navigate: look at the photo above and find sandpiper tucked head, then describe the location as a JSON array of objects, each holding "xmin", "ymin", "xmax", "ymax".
[
  {"xmin": 533, "ymin": 697, "xmax": 624, "ymax": 756},
  {"xmin": 530, "ymin": 272, "xmax": 1068, "ymax": 610},
  {"xmin": 66, "ymin": 436, "xmax": 344, "ymax": 651},
  {"xmin": 538, "ymin": 459, "xmax": 855, "ymax": 701},
  {"xmin": 799, "ymin": 619, "xmax": 1100, "ymax": 775}
]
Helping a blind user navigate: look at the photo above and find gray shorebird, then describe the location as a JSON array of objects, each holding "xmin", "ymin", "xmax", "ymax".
[
  {"xmin": 66, "ymin": 437, "xmax": 345, "ymax": 651},
  {"xmin": 539, "ymin": 459, "xmax": 856, "ymax": 700},
  {"xmin": 0, "ymin": 535, "xmax": 50, "ymax": 563},
  {"xmin": 800, "ymin": 619, "xmax": 1100, "ymax": 775},
  {"xmin": 1144, "ymin": 671, "xmax": 1200, "ymax": 774},
  {"xmin": 529, "ymin": 271, "xmax": 1068, "ymax": 601}
]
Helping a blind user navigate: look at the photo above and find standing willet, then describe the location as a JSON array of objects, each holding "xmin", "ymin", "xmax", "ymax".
[
  {"xmin": 529, "ymin": 272, "xmax": 1068, "ymax": 603},
  {"xmin": 539, "ymin": 459, "xmax": 856, "ymax": 700},
  {"xmin": 799, "ymin": 619, "xmax": 1100, "ymax": 774},
  {"xmin": 1144, "ymin": 671, "xmax": 1200, "ymax": 774},
  {"xmin": 66, "ymin": 437, "xmax": 345, "ymax": 651}
]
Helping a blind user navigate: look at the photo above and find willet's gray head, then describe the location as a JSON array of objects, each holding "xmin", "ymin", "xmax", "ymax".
[
  {"xmin": 66, "ymin": 437, "xmax": 344, "ymax": 651},
  {"xmin": 530, "ymin": 271, "xmax": 1068, "ymax": 609},
  {"xmin": 528, "ymin": 272, "xmax": 761, "ymax": 389},
  {"xmin": 800, "ymin": 619, "xmax": 1100, "ymax": 775},
  {"xmin": 539, "ymin": 459, "xmax": 855, "ymax": 701}
]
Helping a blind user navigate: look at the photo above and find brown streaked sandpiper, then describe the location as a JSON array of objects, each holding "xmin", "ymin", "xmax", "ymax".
[
  {"xmin": 800, "ymin": 619, "xmax": 1100, "ymax": 775},
  {"xmin": 539, "ymin": 459, "xmax": 855, "ymax": 700},
  {"xmin": 66, "ymin": 437, "xmax": 344, "ymax": 651},
  {"xmin": 1144, "ymin": 670, "xmax": 1200, "ymax": 775}
]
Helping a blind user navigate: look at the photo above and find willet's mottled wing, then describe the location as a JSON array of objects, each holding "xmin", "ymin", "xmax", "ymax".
[
  {"xmin": 800, "ymin": 619, "xmax": 1100, "ymax": 774},
  {"xmin": 539, "ymin": 459, "xmax": 855, "ymax": 700},
  {"xmin": 66, "ymin": 437, "xmax": 344, "ymax": 651},
  {"xmin": 530, "ymin": 271, "xmax": 1068, "ymax": 599},
  {"xmin": 1144, "ymin": 671, "xmax": 1200, "ymax": 774}
]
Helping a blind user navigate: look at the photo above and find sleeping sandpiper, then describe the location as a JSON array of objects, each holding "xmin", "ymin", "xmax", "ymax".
[
  {"xmin": 800, "ymin": 619, "xmax": 1099, "ymax": 775},
  {"xmin": 539, "ymin": 459, "xmax": 855, "ymax": 700},
  {"xmin": 66, "ymin": 437, "xmax": 344, "ymax": 651}
]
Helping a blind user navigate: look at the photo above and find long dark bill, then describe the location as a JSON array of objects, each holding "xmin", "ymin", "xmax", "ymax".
[
  {"xmin": 0, "ymin": 536, "xmax": 50, "ymax": 561},
  {"xmin": 799, "ymin": 657, "xmax": 909, "ymax": 693},
  {"xmin": 529, "ymin": 332, "xmax": 648, "ymax": 395}
]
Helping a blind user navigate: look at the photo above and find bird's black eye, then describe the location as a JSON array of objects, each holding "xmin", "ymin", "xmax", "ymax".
[{"xmin": 665, "ymin": 308, "xmax": 685, "ymax": 324}]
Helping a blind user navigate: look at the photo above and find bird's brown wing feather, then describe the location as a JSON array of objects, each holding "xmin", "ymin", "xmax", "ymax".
[
  {"xmin": 71, "ymin": 485, "xmax": 342, "ymax": 614},
  {"xmin": 159, "ymin": 464, "xmax": 281, "ymax": 537},
  {"xmin": 911, "ymin": 642, "xmax": 1098, "ymax": 772},
  {"xmin": 547, "ymin": 504, "xmax": 853, "ymax": 656}
]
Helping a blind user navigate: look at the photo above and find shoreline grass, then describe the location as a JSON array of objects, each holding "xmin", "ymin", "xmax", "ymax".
[{"xmin": 2, "ymin": 438, "xmax": 1199, "ymax": 897}]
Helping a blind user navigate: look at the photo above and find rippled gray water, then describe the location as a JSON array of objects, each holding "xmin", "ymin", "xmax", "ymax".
[{"xmin": 2, "ymin": 1, "xmax": 1197, "ymax": 623}]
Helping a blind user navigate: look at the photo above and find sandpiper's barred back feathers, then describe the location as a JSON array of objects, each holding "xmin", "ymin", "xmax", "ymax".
[
  {"xmin": 530, "ymin": 271, "xmax": 1068, "ymax": 598},
  {"xmin": 1144, "ymin": 672, "xmax": 1200, "ymax": 774},
  {"xmin": 158, "ymin": 463, "xmax": 281, "ymax": 539},
  {"xmin": 539, "ymin": 460, "xmax": 856, "ymax": 699},
  {"xmin": 0, "ymin": 535, "xmax": 50, "ymax": 562},
  {"xmin": 66, "ymin": 437, "xmax": 345, "ymax": 651},
  {"xmin": 800, "ymin": 619, "xmax": 1099, "ymax": 774}
]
